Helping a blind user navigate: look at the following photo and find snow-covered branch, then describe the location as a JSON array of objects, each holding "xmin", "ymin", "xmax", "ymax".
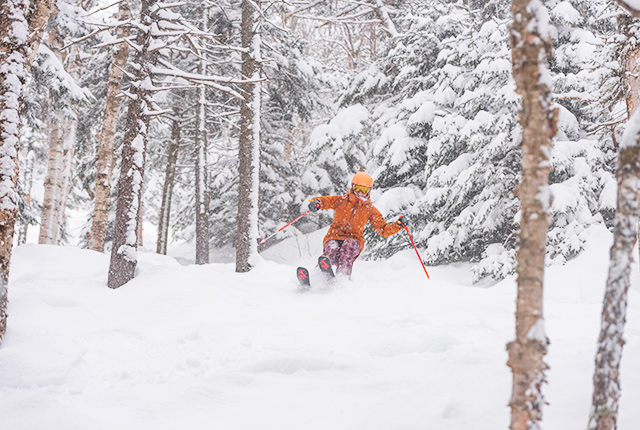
[{"xmin": 614, "ymin": 0, "xmax": 640, "ymax": 17}]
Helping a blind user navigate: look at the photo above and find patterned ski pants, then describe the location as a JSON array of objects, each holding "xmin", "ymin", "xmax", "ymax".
[{"xmin": 322, "ymin": 239, "xmax": 362, "ymax": 277}]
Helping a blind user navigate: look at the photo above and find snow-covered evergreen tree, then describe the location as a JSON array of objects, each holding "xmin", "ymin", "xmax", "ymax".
[{"xmin": 311, "ymin": 0, "xmax": 617, "ymax": 283}]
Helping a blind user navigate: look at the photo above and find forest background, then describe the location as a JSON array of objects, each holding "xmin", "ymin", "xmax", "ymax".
[{"xmin": 6, "ymin": 0, "xmax": 633, "ymax": 283}]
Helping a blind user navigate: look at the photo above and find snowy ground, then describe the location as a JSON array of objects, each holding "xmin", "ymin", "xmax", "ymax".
[{"xmin": 1, "ymin": 225, "xmax": 639, "ymax": 430}]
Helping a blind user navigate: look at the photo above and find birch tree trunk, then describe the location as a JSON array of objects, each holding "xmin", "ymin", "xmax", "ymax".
[
  {"xmin": 0, "ymin": 0, "xmax": 56, "ymax": 343},
  {"xmin": 107, "ymin": 0, "xmax": 155, "ymax": 289},
  {"xmin": 157, "ymin": 118, "xmax": 180, "ymax": 255},
  {"xmin": 195, "ymin": 6, "xmax": 210, "ymax": 265},
  {"xmin": 588, "ymin": 112, "xmax": 640, "ymax": 430},
  {"xmin": 54, "ymin": 113, "xmax": 77, "ymax": 242},
  {"xmin": 506, "ymin": 1, "xmax": 556, "ymax": 429},
  {"xmin": 0, "ymin": 0, "xmax": 32, "ymax": 342},
  {"xmin": 18, "ymin": 150, "xmax": 35, "ymax": 245},
  {"xmin": 235, "ymin": 0, "xmax": 262, "ymax": 273},
  {"xmin": 25, "ymin": 0, "xmax": 58, "ymax": 66},
  {"xmin": 88, "ymin": 1, "xmax": 131, "ymax": 252},
  {"xmin": 39, "ymin": 110, "xmax": 64, "ymax": 244},
  {"xmin": 38, "ymin": 29, "xmax": 80, "ymax": 245}
]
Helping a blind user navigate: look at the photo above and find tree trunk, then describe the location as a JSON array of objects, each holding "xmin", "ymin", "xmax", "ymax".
[
  {"xmin": 54, "ymin": 114, "xmax": 77, "ymax": 243},
  {"xmin": 506, "ymin": 1, "xmax": 556, "ymax": 430},
  {"xmin": 0, "ymin": 0, "xmax": 33, "ymax": 343},
  {"xmin": 18, "ymin": 150, "xmax": 36, "ymax": 245},
  {"xmin": 195, "ymin": 6, "xmax": 210, "ymax": 265},
  {"xmin": 588, "ymin": 112, "xmax": 640, "ymax": 430},
  {"xmin": 107, "ymin": 0, "xmax": 155, "ymax": 289},
  {"xmin": 235, "ymin": 0, "xmax": 262, "ymax": 273},
  {"xmin": 88, "ymin": 1, "xmax": 131, "ymax": 252},
  {"xmin": 39, "ymin": 111, "xmax": 64, "ymax": 244},
  {"xmin": 157, "ymin": 118, "xmax": 180, "ymax": 255},
  {"xmin": 25, "ymin": 0, "xmax": 58, "ymax": 66},
  {"xmin": 38, "ymin": 28, "xmax": 79, "ymax": 245}
]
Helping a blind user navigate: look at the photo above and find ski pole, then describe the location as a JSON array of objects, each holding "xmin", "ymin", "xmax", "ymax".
[
  {"xmin": 401, "ymin": 220, "xmax": 430, "ymax": 279},
  {"xmin": 259, "ymin": 210, "xmax": 311, "ymax": 245}
]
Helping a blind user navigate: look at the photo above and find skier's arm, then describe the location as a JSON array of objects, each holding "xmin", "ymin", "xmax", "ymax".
[
  {"xmin": 309, "ymin": 195, "xmax": 343, "ymax": 210},
  {"xmin": 369, "ymin": 207, "xmax": 403, "ymax": 237}
]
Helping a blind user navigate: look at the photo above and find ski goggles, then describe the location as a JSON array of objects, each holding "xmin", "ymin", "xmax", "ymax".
[{"xmin": 352, "ymin": 184, "xmax": 371, "ymax": 194}]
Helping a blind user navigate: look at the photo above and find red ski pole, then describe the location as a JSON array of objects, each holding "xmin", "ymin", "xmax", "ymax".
[
  {"xmin": 400, "ymin": 218, "xmax": 430, "ymax": 279},
  {"xmin": 259, "ymin": 210, "xmax": 311, "ymax": 245}
]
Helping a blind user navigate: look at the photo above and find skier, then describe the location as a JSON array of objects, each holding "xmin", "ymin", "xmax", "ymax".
[{"xmin": 307, "ymin": 172, "xmax": 408, "ymax": 279}]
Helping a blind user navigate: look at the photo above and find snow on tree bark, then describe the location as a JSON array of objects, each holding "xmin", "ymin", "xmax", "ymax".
[
  {"xmin": 25, "ymin": 0, "xmax": 58, "ymax": 66},
  {"xmin": 236, "ymin": 0, "xmax": 262, "ymax": 273},
  {"xmin": 38, "ymin": 29, "xmax": 80, "ymax": 245},
  {"xmin": 0, "ymin": 0, "xmax": 32, "ymax": 342},
  {"xmin": 17, "ymin": 150, "xmax": 35, "ymax": 245},
  {"xmin": 39, "ymin": 111, "xmax": 64, "ymax": 244},
  {"xmin": 372, "ymin": 0, "xmax": 398, "ymax": 37},
  {"xmin": 88, "ymin": 1, "xmax": 131, "ymax": 253},
  {"xmin": 614, "ymin": 0, "xmax": 640, "ymax": 17},
  {"xmin": 107, "ymin": 0, "xmax": 156, "ymax": 289},
  {"xmin": 195, "ymin": 6, "xmax": 210, "ymax": 265},
  {"xmin": 506, "ymin": 1, "xmax": 556, "ymax": 429},
  {"xmin": 588, "ymin": 111, "xmax": 640, "ymax": 430},
  {"xmin": 157, "ymin": 116, "xmax": 180, "ymax": 255},
  {"xmin": 54, "ymin": 113, "xmax": 77, "ymax": 243}
]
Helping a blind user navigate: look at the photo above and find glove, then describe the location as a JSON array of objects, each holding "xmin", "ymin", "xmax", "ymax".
[
  {"xmin": 308, "ymin": 200, "xmax": 321, "ymax": 212},
  {"xmin": 397, "ymin": 216, "xmax": 409, "ymax": 228}
]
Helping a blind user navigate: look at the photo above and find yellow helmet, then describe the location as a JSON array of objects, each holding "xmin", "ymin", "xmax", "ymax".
[{"xmin": 352, "ymin": 172, "xmax": 373, "ymax": 188}]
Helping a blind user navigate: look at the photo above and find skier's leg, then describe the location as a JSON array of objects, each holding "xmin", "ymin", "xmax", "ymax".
[
  {"xmin": 322, "ymin": 240, "xmax": 343, "ymax": 266},
  {"xmin": 336, "ymin": 239, "xmax": 361, "ymax": 278}
]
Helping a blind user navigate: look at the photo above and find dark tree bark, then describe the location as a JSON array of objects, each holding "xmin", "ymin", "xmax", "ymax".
[
  {"xmin": 506, "ymin": 1, "xmax": 557, "ymax": 429},
  {"xmin": 107, "ymin": 0, "xmax": 156, "ymax": 289},
  {"xmin": 235, "ymin": 0, "xmax": 262, "ymax": 272}
]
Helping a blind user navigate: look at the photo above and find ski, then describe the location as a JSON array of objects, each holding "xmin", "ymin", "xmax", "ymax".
[
  {"xmin": 296, "ymin": 257, "xmax": 335, "ymax": 289},
  {"xmin": 296, "ymin": 267, "xmax": 310, "ymax": 288},
  {"xmin": 318, "ymin": 256, "xmax": 335, "ymax": 281}
]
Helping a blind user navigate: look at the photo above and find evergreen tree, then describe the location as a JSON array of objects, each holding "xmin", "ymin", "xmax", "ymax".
[{"xmin": 315, "ymin": 0, "xmax": 616, "ymax": 282}]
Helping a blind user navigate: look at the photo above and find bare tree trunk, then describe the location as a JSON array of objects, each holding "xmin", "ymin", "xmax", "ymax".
[
  {"xmin": 0, "ymin": 0, "xmax": 39, "ymax": 343},
  {"xmin": 588, "ymin": 113, "xmax": 640, "ymax": 430},
  {"xmin": 18, "ymin": 150, "xmax": 36, "ymax": 245},
  {"xmin": 137, "ymin": 189, "xmax": 143, "ymax": 247},
  {"xmin": 617, "ymin": 15, "xmax": 640, "ymax": 277},
  {"xmin": 88, "ymin": 1, "xmax": 131, "ymax": 252},
  {"xmin": 107, "ymin": 0, "xmax": 155, "ymax": 289},
  {"xmin": 157, "ymin": 118, "xmax": 180, "ymax": 255},
  {"xmin": 235, "ymin": 0, "xmax": 262, "ymax": 273},
  {"xmin": 39, "ymin": 111, "xmax": 64, "ymax": 244},
  {"xmin": 195, "ymin": 6, "xmax": 210, "ymax": 265},
  {"xmin": 25, "ymin": 0, "xmax": 58, "ymax": 65},
  {"xmin": 54, "ymin": 115, "xmax": 76, "ymax": 243},
  {"xmin": 506, "ymin": 1, "xmax": 556, "ymax": 429},
  {"xmin": 38, "ymin": 29, "xmax": 80, "ymax": 245}
]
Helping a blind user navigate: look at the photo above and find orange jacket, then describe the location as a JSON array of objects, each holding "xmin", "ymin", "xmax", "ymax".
[{"xmin": 312, "ymin": 190, "xmax": 402, "ymax": 255}]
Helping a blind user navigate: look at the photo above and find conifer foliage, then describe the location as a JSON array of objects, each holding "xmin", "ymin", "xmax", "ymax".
[{"xmin": 312, "ymin": 0, "xmax": 616, "ymax": 283}]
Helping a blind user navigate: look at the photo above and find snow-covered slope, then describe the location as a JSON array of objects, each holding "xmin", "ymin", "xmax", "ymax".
[{"xmin": 1, "ymin": 226, "xmax": 639, "ymax": 430}]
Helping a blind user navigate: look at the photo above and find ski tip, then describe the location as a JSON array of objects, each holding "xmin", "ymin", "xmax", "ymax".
[{"xmin": 296, "ymin": 266, "xmax": 311, "ymax": 287}]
